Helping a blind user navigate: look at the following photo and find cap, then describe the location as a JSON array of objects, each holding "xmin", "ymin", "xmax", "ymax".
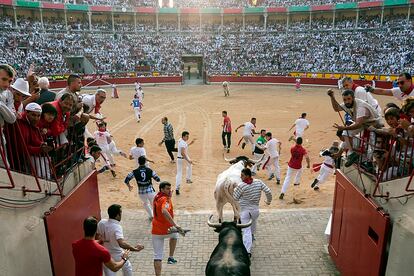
[{"xmin": 25, "ymin": 102, "xmax": 42, "ymax": 113}]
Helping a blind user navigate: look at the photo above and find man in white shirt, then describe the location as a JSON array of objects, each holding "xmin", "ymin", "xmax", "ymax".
[
  {"xmin": 233, "ymin": 168, "xmax": 272, "ymax": 257},
  {"xmin": 129, "ymin": 138, "xmax": 154, "ymax": 167},
  {"xmin": 342, "ymin": 76, "xmax": 381, "ymax": 115},
  {"xmin": 366, "ymin": 72, "xmax": 414, "ymax": 101},
  {"xmin": 235, "ymin": 117, "xmax": 258, "ymax": 153},
  {"xmin": 288, "ymin": 113, "xmax": 309, "ymax": 141},
  {"xmin": 261, "ymin": 132, "xmax": 282, "ymax": 184},
  {"xmin": 328, "ymin": 89, "xmax": 382, "ymax": 167},
  {"xmin": 97, "ymin": 204, "xmax": 144, "ymax": 276},
  {"xmin": 82, "ymin": 88, "xmax": 107, "ymax": 121},
  {"xmin": 175, "ymin": 131, "xmax": 195, "ymax": 195}
]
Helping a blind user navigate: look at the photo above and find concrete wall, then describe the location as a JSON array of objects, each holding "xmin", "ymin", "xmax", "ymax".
[{"xmin": 0, "ymin": 162, "xmax": 93, "ymax": 276}]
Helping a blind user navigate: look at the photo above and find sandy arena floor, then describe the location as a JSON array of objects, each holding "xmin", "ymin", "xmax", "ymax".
[{"xmin": 92, "ymin": 84, "xmax": 392, "ymax": 212}]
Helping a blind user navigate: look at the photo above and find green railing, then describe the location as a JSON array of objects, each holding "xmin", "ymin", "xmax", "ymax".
[
  {"xmin": 288, "ymin": 6, "xmax": 310, "ymax": 12},
  {"xmin": 335, "ymin": 2, "xmax": 358, "ymax": 10},
  {"xmin": 245, "ymin": 7, "xmax": 265, "ymax": 14},
  {"xmin": 16, "ymin": 0, "xmax": 40, "ymax": 8},
  {"xmin": 66, "ymin": 4, "xmax": 89, "ymax": 12}
]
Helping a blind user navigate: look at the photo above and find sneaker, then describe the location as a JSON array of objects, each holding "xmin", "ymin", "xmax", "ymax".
[
  {"xmin": 311, "ymin": 179, "xmax": 319, "ymax": 188},
  {"xmin": 276, "ymin": 179, "xmax": 280, "ymax": 185},
  {"xmin": 224, "ymin": 146, "xmax": 227, "ymax": 150},
  {"xmin": 279, "ymin": 193, "xmax": 284, "ymax": 200},
  {"xmin": 167, "ymin": 257, "xmax": 177, "ymax": 264},
  {"xmin": 268, "ymin": 174, "xmax": 274, "ymax": 181},
  {"xmin": 227, "ymin": 148, "xmax": 230, "ymax": 153},
  {"xmin": 288, "ymin": 136, "xmax": 294, "ymax": 142},
  {"xmin": 170, "ymin": 160, "xmax": 176, "ymax": 163},
  {"xmin": 242, "ymin": 142, "xmax": 246, "ymax": 149},
  {"xmin": 175, "ymin": 189, "xmax": 180, "ymax": 195},
  {"xmin": 248, "ymin": 253, "xmax": 252, "ymax": 258},
  {"xmin": 111, "ymin": 170, "xmax": 116, "ymax": 177},
  {"xmin": 186, "ymin": 179, "xmax": 193, "ymax": 184},
  {"xmin": 313, "ymin": 185, "xmax": 320, "ymax": 191},
  {"xmin": 294, "ymin": 183, "xmax": 300, "ymax": 186},
  {"xmin": 345, "ymin": 152, "xmax": 359, "ymax": 167}
]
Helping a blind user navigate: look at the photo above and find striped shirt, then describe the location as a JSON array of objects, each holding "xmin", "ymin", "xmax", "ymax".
[
  {"xmin": 233, "ymin": 179, "xmax": 272, "ymax": 209},
  {"xmin": 162, "ymin": 122, "xmax": 174, "ymax": 142}
]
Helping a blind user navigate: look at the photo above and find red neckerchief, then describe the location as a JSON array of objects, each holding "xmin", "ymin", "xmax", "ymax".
[
  {"xmin": 153, "ymin": 192, "xmax": 170, "ymax": 217},
  {"xmin": 94, "ymin": 99, "xmax": 101, "ymax": 114},
  {"xmin": 402, "ymin": 85, "xmax": 414, "ymax": 96},
  {"xmin": 351, "ymin": 83, "xmax": 358, "ymax": 92},
  {"xmin": 244, "ymin": 177, "xmax": 253, "ymax": 185}
]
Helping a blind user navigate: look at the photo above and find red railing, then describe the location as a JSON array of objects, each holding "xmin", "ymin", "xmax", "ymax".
[
  {"xmin": 0, "ymin": 120, "xmax": 85, "ymax": 198},
  {"xmin": 347, "ymin": 129, "xmax": 414, "ymax": 199}
]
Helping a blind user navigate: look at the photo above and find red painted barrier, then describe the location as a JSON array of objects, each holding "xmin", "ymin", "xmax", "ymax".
[
  {"xmin": 44, "ymin": 171, "xmax": 101, "ymax": 276},
  {"xmin": 49, "ymin": 76, "xmax": 183, "ymax": 89},
  {"xmin": 329, "ymin": 171, "xmax": 390, "ymax": 276},
  {"xmin": 208, "ymin": 75, "xmax": 393, "ymax": 89}
]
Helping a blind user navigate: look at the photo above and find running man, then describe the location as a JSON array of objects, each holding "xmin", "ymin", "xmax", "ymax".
[
  {"xmin": 261, "ymin": 132, "xmax": 281, "ymax": 184},
  {"xmin": 310, "ymin": 141, "xmax": 339, "ymax": 191},
  {"xmin": 280, "ymin": 137, "xmax": 310, "ymax": 203},
  {"xmin": 222, "ymin": 81, "xmax": 229, "ymax": 97},
  {"xmin": 129, "ymin": 138, "xmax": 155, "ymax": 167},
  {"xmin": 295, "ymin": 78, "xmax": 301, "ymax": 92},
  {"xmin": 235, "ymin": 117, "xmax": 258, "ymax": 153},
  {"xmin": 175, "ymin": 131, "xmax": 195, "ymax": 195},
  {"xmin": 221, "ymin": 111, "xmax": 232, "ymax": 153},
  {"xmin": 125, "ymin": 156, "xmax": 160, "ymax": 220},
  {"xmin": 131, "ymin": 95, "xmax": 141, "ymax": 122},
  {"xmin": 251, "ymin": 129, "xmax": 266, "ymax": 176},
  {"xmin": 158, "ymin": 117, "xmax": 177, "ymax": 163},
  {"xmin": 288, "ymin": 113, "xmax": 309, "ymax": 141}
]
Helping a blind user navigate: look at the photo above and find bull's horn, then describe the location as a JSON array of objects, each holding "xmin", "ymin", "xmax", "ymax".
[
  {"xmin": 207, "ymin": 215, "xmax": 222, "ymax": 228},
  {"xmin": 236, "ymin": 215, "xmax": 252, "ymax": 229},
  {"xmin": 223, "ymin": 153, "xmax": 236, "ymax": 163}
]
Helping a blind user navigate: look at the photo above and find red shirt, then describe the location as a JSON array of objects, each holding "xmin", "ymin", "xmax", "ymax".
[
  {"xmin": 288, "ymin": 144, "xmax": 307, "ymax": 169},
  {"xmin": 223, "ymin": 116, "xmax": 232, "ymax": 132},
  {"xmin": 152, "ymin": 192, "xmax": 174, "ymax": 235},
  {"xmin": 49, "ymin": 100, "xmax": 70, "ymax": 137},
  {"xmin": 17, "ymin": 113, "xmax": 44, "ymax": 155},
  {"xmin": 72, "ymin": 239, "xmax": 111, "ymax": 276}
]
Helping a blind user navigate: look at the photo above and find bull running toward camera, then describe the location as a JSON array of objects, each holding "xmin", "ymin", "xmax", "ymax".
[
  {"xmin": 215, "ymin": 155, "xmax": 259, "ymax": 222},
  {"xmin": 206, "ymin": 215, "xmax": 252, "ymax": 276}
]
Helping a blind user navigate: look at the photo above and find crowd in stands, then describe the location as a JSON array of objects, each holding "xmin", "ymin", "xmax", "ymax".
[
  {"xmin": 1, "ymin": 23, "xmax": 414, "ymax": 76},
  {"xmin": 37, "ymin": 0, "xmax": 375, "ymax": 8}
]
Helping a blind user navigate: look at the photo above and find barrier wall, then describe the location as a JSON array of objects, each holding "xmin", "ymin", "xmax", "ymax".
[
  {"xmin": 329, "ymin": 171, "xmax": 390, "ymax": 276},
  {"xmin": 208, "ymin": 75, "xmax": 393, "ymax": 89},
  {"xmin": 49, "ymin": 76, "xmax": 183, "ymax": 89},
  {"xmin": 44, "ymin": 171, "xmax": 101, "ymax": 276}
]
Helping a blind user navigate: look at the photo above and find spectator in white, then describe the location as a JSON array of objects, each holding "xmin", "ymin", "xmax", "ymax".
[
  {"xmin": 97, "ymin": 204, "xmax": 144, "ymax": 276},
  {"xmin": 366, "ymin": 72, "xmax": 414, "ymax": 101},
  {"xmin": 328, "ymin": 89, "xmax": 382, "ymax": 167},
  {"xmin": 129, "ymin": 138, "xmax": 154, "ymax": 167},
  {"xmin": 342, "ymin": 76, "xmax": 381, "ymax": 115},
  {"xmin": 337, "ymin": 77, "xmax": 343, "ymax": 91},
  {"xmin": 233, "ymin": 167, "xmax": 272, "ymax": 257},
  {"xmin": 261, "ymin": 132, "xmax": 281, "ymax": 184},
  {"xmin": 235, "ymin": 117, "xmax": 258, "ymax": 153},
  {"xmin": 175, "ymin": 131, "xmax": 195, "ymax": 195},
  {"xmin": 125, "ymin": 156, "xmax": 160, "ymax": 220},
  {"xmin": 288, "ymin": 113, "xmax": 309, "ymax": 141},
  {"xmin": 10, "ymin": 78, "xmax": 31, "ymax": 117},
  {"xmin": 82, "ymin": 88, "xmax": 107, "ymax": 121},
  {"xmin": 35, "ymin": 77, "xmax": 56, "ymax": 105},
  {"xmin": 0, "ymin": 64, "xmax": 16, "ymax": 127},
  {"xmin": 88, "ymin": 145, "xmax": 116, "ymax": 176}
]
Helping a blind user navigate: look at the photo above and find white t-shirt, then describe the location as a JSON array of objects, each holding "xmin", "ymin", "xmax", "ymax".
[
  {"xmin": 354, "ymin": 86, "xmax": 381, "ymax": 114},
  {"xmin": 177, "ymin": 138, "xmax": 188, "ymax": 158},
  {"xmin": 265, "ymin": 138, "xmax": 280, "ymax": 158},
  {"xmin": 130, "ymin": 146, "xmax": 146, "ymax": 166},
  {"xmin": 94, "ymin": 130, "xmax": 111, "ymax": 147},
  {"xmin": 97, "ymin": 219, "xmax": 124, "ymax": 256},
  {"xmin": 81, "ymin": 94, "xmax": 96, "ymax": 114},
  {"xmin": 135, "ymin": 89, "xmax": 143, "ymax": 102},
  {"xmin": 391, "ymin": 87, "xmax": 414, "ymax": 101},
  {"xmin": 294, "ymin": 118, "xmax": 309, "ymax": 136},
  {"xmin": 243, "ymin": 122, "xmax": 255, "ymax": 136},
  {"xmin": 338, "ymin": 79, "xmax": 343, "ymax": 90}
]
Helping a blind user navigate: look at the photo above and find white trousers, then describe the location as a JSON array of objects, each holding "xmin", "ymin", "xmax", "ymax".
[
  {"xmin": 243, "ymin": 135, "xmax": 255, "ymax": 152},
  {"xmin": 264, "ymin": 156, "xmax": 280, "ymax": 180},
  {"xmin": 317, "ymin": 164, "xmax": 334, "ymax": 184},
  {"xmin": 31, "ymin": 156, "xmax": 51, "ymax": 180},
  {"xmin": 240, "ymin": 208, "xmax": 260, "ymax": 254},
  {"xmin": 103, "ymin": 253, "xmax": 133, "ymax": 276},
  {"xmin": 134, "ymin": 107, "xmax": 141, "ymax": 121},
  {"xmin": 281, "ymin": 166, "xmax": 303, "ymax": 194},
  {"xmin": 176, "ymin": 158, "xmax": 192, "ymax": 190},
  {"xmin": 100, "ymin": 144, "xmax": 115, "ymax": 165},
  {"xmin": 139, "ymin": 192, "xmax": 156, "ymax": 218}
]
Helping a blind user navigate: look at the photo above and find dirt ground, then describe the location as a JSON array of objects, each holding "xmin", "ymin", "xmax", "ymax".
[{"xmin": 92, "ymin": 84, "xmax": 392, "ymax": 213}]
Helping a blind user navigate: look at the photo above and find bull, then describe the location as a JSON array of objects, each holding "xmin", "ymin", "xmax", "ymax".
[
  {"xmin": 206, "ymin": 215, "xmax": 252, "ymax": 276},
  {"xmin": 215, "ymin": 155, "xmax": 258, "ymax": 223}
]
